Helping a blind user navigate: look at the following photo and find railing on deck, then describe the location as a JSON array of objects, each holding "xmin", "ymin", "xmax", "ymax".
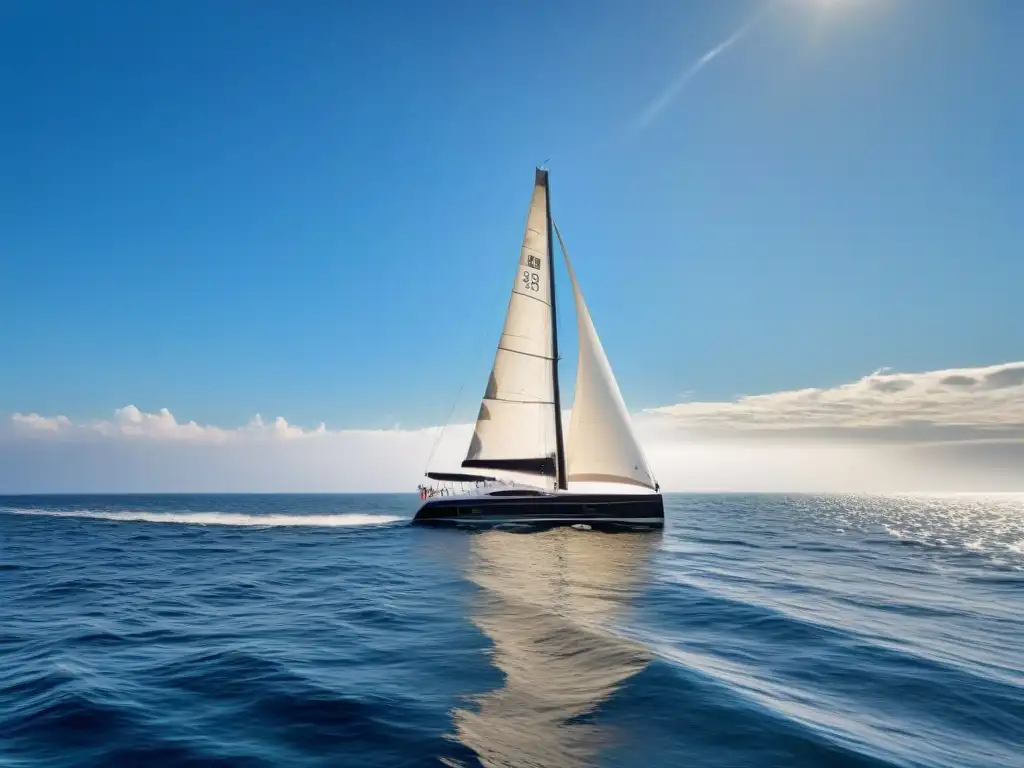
[{"xmin": 417, "ymin": 478, "xmax": 513, "ymax": 501}]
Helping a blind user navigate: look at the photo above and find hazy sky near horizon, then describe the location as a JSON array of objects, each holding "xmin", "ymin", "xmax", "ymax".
[
  {"xmin": 1, "ymin": 0, "xmax": 1021, "ymax": 492},
  {"xmin": 4, "ymin": 360, "xmax": 1023, "ymax": 493}
]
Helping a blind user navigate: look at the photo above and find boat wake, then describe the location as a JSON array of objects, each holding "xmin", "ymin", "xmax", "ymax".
[{"xmin": 2, "ymin": 508, "xmax": 404, "ymax": 527}]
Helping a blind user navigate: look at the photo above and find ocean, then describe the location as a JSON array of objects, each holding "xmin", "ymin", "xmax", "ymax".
[{"xmin": 1, "ymin": 493, "xmax": 1022, "ymax": 767}]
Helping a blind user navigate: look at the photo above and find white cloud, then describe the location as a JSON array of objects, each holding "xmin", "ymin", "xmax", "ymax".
[
  {"xmin": 2, "ymin": 404, "xmax": 463, "ymax": 493},
  {"xmin": 11, "ymin": 413, "xmax": 72, "ymax": 432},
  {"xmin": 2, "ymin": 361, "xmax": 1022, "ymax": 493},
  {"xmin": 11, "ymin": 404, "xmax": 331, "ymax": 443},
  {"xmin": 644, "ymin": 361, "xmax": 1024, "ymax": 443},
  {"xmin": 1, "ymin": 412, "xmax": 466, "ymax": 494}
]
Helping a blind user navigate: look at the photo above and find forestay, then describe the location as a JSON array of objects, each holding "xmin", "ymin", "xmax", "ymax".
[{"xmin": 463, "ymin": 169, "xmax": 558, "ymax": 477}]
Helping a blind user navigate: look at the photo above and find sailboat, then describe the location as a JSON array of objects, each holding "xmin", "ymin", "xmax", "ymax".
[{"xmin": 412, "ymin": 168, "xmax": 664, "ymax": 529}]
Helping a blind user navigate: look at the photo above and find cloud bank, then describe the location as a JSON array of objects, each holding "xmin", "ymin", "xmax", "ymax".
[
  {"xmin": 3, "ymin": 362, "xmax": 1023, "ymax": 494},
  {"xmin": 644, "ymin": 361, "xmax": 1024, "ymax": 443},
  {"xmin": 11, "ymin": 405, "xmax": 330, "ymax": 443}
]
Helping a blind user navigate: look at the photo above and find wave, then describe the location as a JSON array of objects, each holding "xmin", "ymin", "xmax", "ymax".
[{"xmin": 1, "ymin": 508, "xmax": 405, "ymax": 527}]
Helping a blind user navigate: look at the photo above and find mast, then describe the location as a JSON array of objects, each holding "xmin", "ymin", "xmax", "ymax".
[
  {"xmin": 460, "ymin": 167, "xmax": 565, "ymax": 483},
  {"xmin": 541, "ymin": 167, "xmax": 568, "ymax": 490}
]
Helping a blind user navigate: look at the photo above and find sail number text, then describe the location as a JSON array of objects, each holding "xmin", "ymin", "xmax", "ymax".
[{"xmin": 522, "ymin": 270, "xmax": 540, "ymax": 292}]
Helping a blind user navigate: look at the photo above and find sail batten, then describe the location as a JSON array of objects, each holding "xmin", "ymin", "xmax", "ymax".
[
  {"xmin": 484, "ymin": 398, "xmax": 556, "ymax": 405},
  {"xmin": 496, "ymin": 347, "xmax": 554, "ymax": 362}
]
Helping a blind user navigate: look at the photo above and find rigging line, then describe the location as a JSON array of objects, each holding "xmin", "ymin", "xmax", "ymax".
[
  {"xmin": 422, "ymin": 296, "xmax": 502, "ymax": 473},
  {"xmin": 551, "ymin": 217, "xmax": 661, "ymax": 490},
  {"xmin": 424, "ymin": 379, "xmax": 465, "ymax": 474}
]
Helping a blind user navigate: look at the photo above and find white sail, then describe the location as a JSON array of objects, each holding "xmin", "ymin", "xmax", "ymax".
[
  {"xmin": 464, "ymin": 169, "xmax": 557, "ymax": 476},
  {"xmin": 563, "ymin": 243, "xmax": 657, "ymax": 490}
]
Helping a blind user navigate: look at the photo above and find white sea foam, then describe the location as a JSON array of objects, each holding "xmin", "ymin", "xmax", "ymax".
[{"xmin": 2, "ymin": 508, "xmax": 404, "ymax": 527}]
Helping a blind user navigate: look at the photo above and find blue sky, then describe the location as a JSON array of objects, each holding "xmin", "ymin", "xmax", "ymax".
[{"xmin": 1, "ymin": 0, "xmax": 1021, "ymax": 436}]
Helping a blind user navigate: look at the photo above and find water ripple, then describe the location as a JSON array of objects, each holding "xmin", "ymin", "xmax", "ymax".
[{"xmin": 1, "ymin": 493, "xmax": 1022, "ymax": 767}]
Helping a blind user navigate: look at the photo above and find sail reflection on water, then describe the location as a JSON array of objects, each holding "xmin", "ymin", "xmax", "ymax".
[{"xmin": 446, "ymin": 529, "xmax": 659, "ymax": 767}]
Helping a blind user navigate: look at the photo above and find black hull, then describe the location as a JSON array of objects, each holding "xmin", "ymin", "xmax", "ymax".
[{"xmin": 411, "ymin": 493, "xmax": 664, "ymax": 531}]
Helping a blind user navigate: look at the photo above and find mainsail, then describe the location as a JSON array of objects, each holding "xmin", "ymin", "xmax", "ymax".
[
  {"xmin": 559, "ymin": 226, "xmax": 658, "ymax": 490},
  {"xmin": 463, "ymin": 169, "xmax": 562, "ymax": 478}
]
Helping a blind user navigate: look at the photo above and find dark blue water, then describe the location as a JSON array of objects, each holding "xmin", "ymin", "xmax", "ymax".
[{"xmin": 2, "ymin": 494, "xmax": 1022, "ymax": 767}]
